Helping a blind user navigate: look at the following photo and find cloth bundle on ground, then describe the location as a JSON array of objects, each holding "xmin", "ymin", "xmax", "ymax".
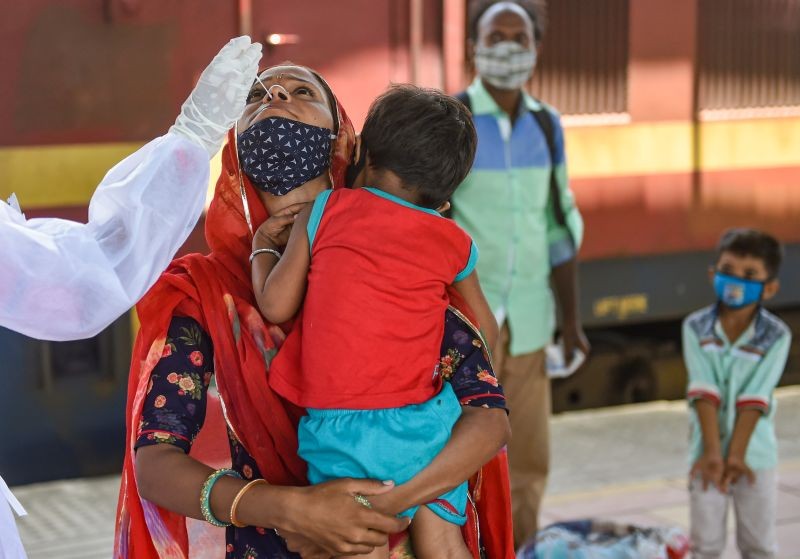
[{"xmin": 517, "ymin": 520, "xmax": 689, "ymax": 559}]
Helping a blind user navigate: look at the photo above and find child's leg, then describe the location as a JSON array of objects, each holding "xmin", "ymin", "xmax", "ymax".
[
  {"xmin": 409, "ymin": 506, "xmax": 471, "ymax": 559},
  {"xmin": 732, "ymin": 468, "xmax": 777, "ymax": 559},
  {"xmin": 689, "ymin": 474, "xmax": 730, "ymax": 559}
]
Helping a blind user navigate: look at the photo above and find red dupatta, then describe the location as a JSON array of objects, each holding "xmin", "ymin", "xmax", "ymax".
[{"xmin": 114, "ymin": 78, "xmax": 513, "ymax": 558}]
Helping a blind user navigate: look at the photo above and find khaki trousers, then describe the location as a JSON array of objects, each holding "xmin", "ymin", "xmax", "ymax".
[{"xmin": 494, "ymin": 323, "xmax": 550, "ymax": 549}]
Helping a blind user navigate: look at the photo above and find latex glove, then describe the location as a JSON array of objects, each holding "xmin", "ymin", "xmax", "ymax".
[{"xmin": 170, "ymin": 35, "xmax": 262, "ymax": 157}]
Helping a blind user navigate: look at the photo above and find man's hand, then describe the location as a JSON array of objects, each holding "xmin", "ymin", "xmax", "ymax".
[
  {"xmin": 561, "ymin": 320, "xmax": 590, "ymax": 366},
  {"xmin": 721, "ymin": 454, "xmax": 756, "ymax": 492},
  {"xmin": 690, "ymin": 451, "xmax": 725, "ymax": 492},
  {"xmin": 280, "ymin": 479, "xmax": 410, "ymax": 557}
]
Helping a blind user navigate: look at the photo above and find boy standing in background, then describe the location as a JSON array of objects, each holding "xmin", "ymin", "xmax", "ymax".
[{"xmin": 684, "ymin": 228, "xmax": 791, "ymax": 558}]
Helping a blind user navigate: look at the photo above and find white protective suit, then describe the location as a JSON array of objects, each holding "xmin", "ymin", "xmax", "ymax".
[{"xmin": 0, "ymin": 36, "xmax": 261, "ymax": 558}]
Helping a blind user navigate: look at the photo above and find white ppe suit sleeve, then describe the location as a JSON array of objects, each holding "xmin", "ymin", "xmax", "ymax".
[{"xmin": 0, "ymin": 133, "xmax": 209, "ymax": 341}]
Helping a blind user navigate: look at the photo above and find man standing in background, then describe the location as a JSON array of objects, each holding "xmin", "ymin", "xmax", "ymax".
[{"xmin": 452, "ymin": 0, "xmax": 590, "ymax": 547}]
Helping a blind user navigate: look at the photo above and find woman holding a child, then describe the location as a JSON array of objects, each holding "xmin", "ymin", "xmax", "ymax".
[{"xmin": 114, "ymin": 58, "xmax": 514, "ymax": 559}]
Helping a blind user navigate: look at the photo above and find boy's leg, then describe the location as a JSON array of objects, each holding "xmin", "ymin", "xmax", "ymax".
[
  {"xmin": 409, "ymin": 506, "xmax": 471, "ymax": 559},
  {"xmin": 732, "ymin": 468, "xmax": 777, "ymax": 559},
  {"xmin": 690, "ymin": 475, "xmax": 729, "ymax": 559}
]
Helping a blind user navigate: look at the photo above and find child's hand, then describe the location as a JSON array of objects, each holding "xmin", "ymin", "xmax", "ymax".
[
  {"xmin": 281, "ymin": 531, "xmax": 330, "ymax": 559},
  {"xmin": 253, "ymin": 203, "xmax": 307, "ymax": 249},
  {"xmin": 721, "ymin": 455, "xmax": 755, "ymax": 492},
  {"xmin": 690, "ymin": 451, "xmax": 724, "ymax": 491},
  {"xmin": 368, "ymin": 487, "xmax": 407, "ymax": 518}
]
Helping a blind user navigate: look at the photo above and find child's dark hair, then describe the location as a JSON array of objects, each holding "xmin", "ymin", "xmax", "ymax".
[
  {"xmin": 360, "ymin": 84, "xmax": 477, "ymax": 209},
  {"xmin": 716, "ymin": 228, "xmax": 783, "ymax": 278}
]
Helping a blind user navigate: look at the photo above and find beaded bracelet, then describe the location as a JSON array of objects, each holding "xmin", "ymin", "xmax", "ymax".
[{"xmin": 200, "ymin": 468, "xmax": 242, "ymax": 527}]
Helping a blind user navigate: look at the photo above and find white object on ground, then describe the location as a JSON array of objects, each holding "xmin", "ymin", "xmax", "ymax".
[
  {"xmin": 545, "ymin": 339, "xmax": 586, "ymax": 378},
  {"xmin": 0, "ymin": 133, "xmax": 208, "ymax": 341},
  {"xmin": 0, "ymin": 475, "xmax": 26, "ymax": 559},
  {"xmin": 170, "ymin": 35, "xmax": 262, "ymax": 156}
]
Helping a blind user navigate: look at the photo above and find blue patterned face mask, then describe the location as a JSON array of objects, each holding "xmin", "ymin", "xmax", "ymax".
[
  {"xmin": 714, "ymin": 272, "xmax": 765, "ymax": 309},
  {"xmin": 237, "ymin": 116, "xmax": 336, "ymax": 196}
]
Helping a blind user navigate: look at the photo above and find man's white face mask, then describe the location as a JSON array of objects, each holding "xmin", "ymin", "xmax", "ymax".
[{"xmin": 475, "ymin": 41, "xmax": 537, "ymax": 90}]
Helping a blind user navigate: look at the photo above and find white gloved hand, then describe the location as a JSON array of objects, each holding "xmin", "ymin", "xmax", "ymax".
[{"xmin": 170, "ymin": 36, "xmax": 262, "ymax": 157}]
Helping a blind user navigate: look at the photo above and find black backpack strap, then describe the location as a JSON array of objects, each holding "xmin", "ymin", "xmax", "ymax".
[{"xmin": 529, "ymin": 103, "xmax": 568, "ymax": 229}]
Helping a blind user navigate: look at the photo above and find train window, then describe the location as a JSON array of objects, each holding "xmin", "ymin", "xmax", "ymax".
[
  {"xmin": 530, "ymin": 0, "xmax": 630, "ymax": 116},
  {"xmin": 38, "ymin": 314, "xmax": 132, "ymax": 390},
  {"xmin": 44, "ymin": 336, "xmax": 109, "ymax": 381},
  {"xmin": 698, "ymin": 0, "xmax": 800, "ymax": 114}
]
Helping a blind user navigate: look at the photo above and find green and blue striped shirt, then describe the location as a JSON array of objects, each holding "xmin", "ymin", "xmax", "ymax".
[{"xmin": 452, "ymin": 79, "xmax": 583, "ymax": 356}]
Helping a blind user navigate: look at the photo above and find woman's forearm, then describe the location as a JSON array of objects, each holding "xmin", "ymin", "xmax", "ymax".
[
  {"xmin": 135, "ymin": 444, "xmax": 407, "ymax": 555},
  {"xmin": 135, "ymin": 444, "xmax": 251, "ymax": 523},
  {"xmin": 382, "ymin": 406, "xmax": 510, "ymax": 514},
  {"xmin": 136, "ymin": 445, "xmax": 304, "ymax": 530}
]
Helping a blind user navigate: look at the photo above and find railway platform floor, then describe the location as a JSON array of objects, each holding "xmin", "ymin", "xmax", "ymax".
[{"xmin": 10, "ymin": 387, "xmax": 800, "ymax": 559}]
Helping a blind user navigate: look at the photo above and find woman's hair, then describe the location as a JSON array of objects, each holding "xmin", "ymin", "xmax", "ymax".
[
  {"xmin": 716, "ymin": 228, "xmax": 783, "ymax": 279},
  {"xmin": 360, "ymin": 84, "xmax": 477, "ymax": 209},
  {"xmin": 468, "ymin": 0, "xmax": 547, "ymax": 42}
]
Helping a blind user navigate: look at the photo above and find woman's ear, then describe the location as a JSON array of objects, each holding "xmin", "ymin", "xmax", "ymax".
[{"xmin": 436, "ymin": 201, "xmax": 451, "ymax": 214}]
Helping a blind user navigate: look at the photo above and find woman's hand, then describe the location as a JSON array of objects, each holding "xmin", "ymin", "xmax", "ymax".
[
  {"xmin": 279, "ymin": 478, "xmax": 409, "ymax": 556},
  {"xmin": 252, "ymin": 202, "xmax": 307, "ymax": 250}
]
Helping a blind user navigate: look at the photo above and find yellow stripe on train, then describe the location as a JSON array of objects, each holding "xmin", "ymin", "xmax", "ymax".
[{"xmin": 2, "ymin": 116, "xmax": 800, "ymax": 209}]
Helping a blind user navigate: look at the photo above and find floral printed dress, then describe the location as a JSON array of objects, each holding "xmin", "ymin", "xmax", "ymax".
[{"xmin": 135, "ymin": 310, "xmax": 506, "ymax": 559}]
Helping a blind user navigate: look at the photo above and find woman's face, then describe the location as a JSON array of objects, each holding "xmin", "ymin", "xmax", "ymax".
[
  {"xmin": 238, "ymin": 65, "xmax": 337, "ymax": 215},
  {"xmin": 237, "ymin": 65, "xmax": 335, "ymax": 132}
]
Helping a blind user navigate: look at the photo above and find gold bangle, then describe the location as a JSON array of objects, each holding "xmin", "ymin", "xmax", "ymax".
[{"xmin": 230, "ymin": 478, "xmax": 269, "ymax": 528}]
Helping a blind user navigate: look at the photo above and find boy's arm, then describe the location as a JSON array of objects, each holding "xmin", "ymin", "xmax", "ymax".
[
  {"xmin": 453, "ymin": 271, "xmax": 499, "ymax": 349},
  {"xmin": 723, "ymin": 330, "xmax": 791, "ymax": 489},
  {"xmin": 691, "ymin": 399, "xmax": 724, "ymax": 490},
  {"xmin": 722, "ymin": 409, "xmax": 760, "ymax": 490},
  {"xmin": 683, "ymin": 320, "xmax": 724, "ymax": 490},
  {"xmin": 251, "ymin": 206, "xmax": 312, "ymax": 324}
]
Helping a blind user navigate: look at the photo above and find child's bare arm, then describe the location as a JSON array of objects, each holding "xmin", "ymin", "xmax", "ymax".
[
  {"xmin": 453, "ymin": 271, "xmax": 499, "ymax": 350},
  {"xmin": 251, "ymin": 207, "xmax": 312, "ymax": 324},
  {"xmin": 691, "ymin": 399, "xmax": 724, "ymax": 490},
  {"xmin": 722, "ymin": 409, "xmax": 759, "ymax": 489}
]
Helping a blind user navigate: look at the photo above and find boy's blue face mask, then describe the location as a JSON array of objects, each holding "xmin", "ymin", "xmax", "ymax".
[{"xmin": 714, "ymin": 272, "xmax": 765, "ymax": 309}]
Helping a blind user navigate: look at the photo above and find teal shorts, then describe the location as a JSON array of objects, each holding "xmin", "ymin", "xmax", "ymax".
[{"xmin": 297, "ymin": 383, "xmax": 467, "ymax": 525}]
